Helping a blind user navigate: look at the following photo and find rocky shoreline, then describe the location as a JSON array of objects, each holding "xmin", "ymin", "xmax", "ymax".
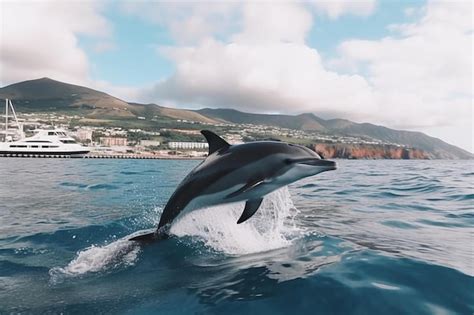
[{"xmin": 313, "ymin": 143, "xmax": 430, "ymax": 159}]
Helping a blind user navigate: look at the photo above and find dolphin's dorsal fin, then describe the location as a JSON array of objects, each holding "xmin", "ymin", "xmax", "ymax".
[
  {"xmin": 201, "ymin": 130, "xmax": 230, "ymax": 155},
  {"xmin": 237, "ymin": 198, "xmax": 263, "ymax": 224}
]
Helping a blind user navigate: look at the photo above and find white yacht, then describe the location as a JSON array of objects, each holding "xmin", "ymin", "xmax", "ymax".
[{"xmin": 0, "ymin": 99, "xmax": 90, "ymax": 156}]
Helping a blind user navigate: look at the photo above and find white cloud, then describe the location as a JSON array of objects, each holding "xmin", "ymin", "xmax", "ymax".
[
  {"xmin": 141, "ymin": 1, "xmax": 472, "ymax": 151},
  {"xmin": 93, "ymin": 80, "xmax": 143, "ymax": 102},
  {"xmin": 404, "ymin": 7, "xmax": 417, "ymax": 17},
  {"xmin": 147, "ymin": 38, "xmax": 376, "ymax": 120},
  {"xmin": 93, "ymin": 41, "xmax": 117, "ymax": 53},
  {"xmin": 2, "ymin": 1, "xmax": 471, "ymax": 151},
  {"xmin": 233, "ymin": 2, "xmax": 312, "ymax": 44},
  {"xmin": 0, "ymin": 1, "xmax": 110, "ymax": 86},
  {"xmin": 335, "ymin": 1, "xmax": 473, "ymax": 150},
  {"xmin": 120, "ymin": 2, "xmax": 239, "ymax": 45},
  {"xmin": 142, "ymin": 2, "xmax": 377, "ymax": 121},
  {"xmin": 0, "ymin": 1, "xmax": 142, "ymax": 102},
  {"xmin": 120, "ymin": 0, "xmax": 377, "ymax": 45},
  {"xmin": 310, "ymin": 0, "xmax": 377, "ymax": 19}
]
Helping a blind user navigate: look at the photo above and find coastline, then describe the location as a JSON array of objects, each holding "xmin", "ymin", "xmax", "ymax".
[
  {"xmin": 0, "ymin": 152, "xmax": 205, "ymax": 160},
  {"xmin": 1, "ymin": 152, "xmax": 470, "ymax": 160}
]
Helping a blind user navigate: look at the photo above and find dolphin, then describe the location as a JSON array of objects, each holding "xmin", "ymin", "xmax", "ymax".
[{"xmin": 130, "ymin": 130, "xmax": 336, "ymax": 243}]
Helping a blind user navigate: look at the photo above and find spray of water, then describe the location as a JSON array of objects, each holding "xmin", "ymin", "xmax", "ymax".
[
  {"xmin": 49, "ymin": 237, "xmax": 141, "ymax": 282},
  {"xmin": 170, "ymin": 187, "xmax": 302, "ymax": 255},
  {"xmin": 50, "ymin": 187, "xmax": 300, "ymax": 280}
]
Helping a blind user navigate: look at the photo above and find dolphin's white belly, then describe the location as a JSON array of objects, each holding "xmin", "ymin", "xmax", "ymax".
[
  {"xmin": 182, "ymin": 180, "xmax": 282, "ymax": 217},
  {"xmin": 183, "ymin": 185, "xmax": 241, "ymax": 214},
  {"xmin": 177, "ymin": 157, "xmax": 290, "ymax": 220}
]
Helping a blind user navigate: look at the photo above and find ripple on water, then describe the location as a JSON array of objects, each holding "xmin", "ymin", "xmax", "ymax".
[
  {"xmin": 381, "ymin": 220, "xmax": 420, "ymax": 229},
  {"xmin": 416, "ymin": 219, "xmax": 468, "ymax": 228},
  {"xmin": 59, "ymin": 182, "xmax": 119, "ymax": 190},
  {"xmin": 0, "ymin": 159, "xmax": 473, "ymax": 314},
  {"xmin": 446, "ymin": 193, "xmax": 474, "ymax": 201},
  {"xmin": 119, "ymin": 171, "xmax": 141, "ymax": 175},
  {"xmin": 59, "ymin": 182, "xmax": 88, "ymax": 189},
  {"xmin": 86, "ymin": 183, "xmax": 119, "ymax": 190}
]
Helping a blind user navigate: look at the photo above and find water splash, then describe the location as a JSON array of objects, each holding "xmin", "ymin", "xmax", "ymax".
[
  {"xmin": 170, "ymin": 187, "xmax": 302, "ymax": 255},
  {"xmin": 49, "ymin": 237, "xmax": 140, "ymax": 282},
  {"xmin": 49, "ymin": 187, "xmax": 301, "ymax": 281}
]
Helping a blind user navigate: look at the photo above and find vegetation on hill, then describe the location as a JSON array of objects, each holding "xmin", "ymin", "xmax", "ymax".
[
  {"xmin": 0, "ymin": 77, "xmax": 471, "ymax": 159},
  {"xmin": 197, "ymin": 108, "xmax": 472, "ymax": 159}
]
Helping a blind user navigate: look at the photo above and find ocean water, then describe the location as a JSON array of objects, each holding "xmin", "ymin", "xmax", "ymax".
[{"xmin": 0, "ymin": 159, "xmax": 472, "ymax": 314}]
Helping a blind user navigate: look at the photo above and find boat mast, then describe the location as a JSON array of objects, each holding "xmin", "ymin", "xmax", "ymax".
[
  {"xmin": 5, "ymin": 99, "xmax": 8, "ymax": 139},
  {"xmin": 8, "ymin": 99, "xmax": 23, "ymax": 138},
  {"xmin": 2, "ymin": 99, "xmax": 24, "ymax": 141}
]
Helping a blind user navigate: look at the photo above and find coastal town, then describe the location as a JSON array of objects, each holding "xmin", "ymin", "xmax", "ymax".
[
  {"xmin": 1, "ymin": 75, "xmax": 470, "ymax": 160},
  {"xmin": 7, "ymin": 110, "xmax": 409, "ymax": 159}
]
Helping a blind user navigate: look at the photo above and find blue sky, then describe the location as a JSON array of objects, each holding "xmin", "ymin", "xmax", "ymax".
[
  {"xmin": 308, "ymin": 1, "xmax": 422, "ymax": 55},
  {"xmin": 80, "ymin": 9, "xmax": 175, "ymax": 87},
  {"xmin": 81, "ymin": 1, "xmax": 425, "ymax": 87},
  {"xmin": 2, "ymin": 1, "xmax": 472, "ymax": 151}
]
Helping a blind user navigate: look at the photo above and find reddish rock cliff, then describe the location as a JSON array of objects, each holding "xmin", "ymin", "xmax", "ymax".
[{"xmin": 313, "ymin": 143, "xmax": 430, "ymax": 159}]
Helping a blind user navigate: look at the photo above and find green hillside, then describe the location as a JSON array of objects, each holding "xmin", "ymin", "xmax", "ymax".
[
  {"xmin": 0, "ymin": 78, "xmax": 471, "ymax": 159},
  {"xmin": 196, "ymin": 108, "xmax": 472, "ymax": 159}
]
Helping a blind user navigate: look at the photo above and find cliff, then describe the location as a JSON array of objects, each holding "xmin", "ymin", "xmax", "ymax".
[
  {"xmin": 314, "ymin": 143, "xmax": 430, "ymax": 160},
  {"xmin": 2, "ymin": 78, "xmax": 472, "ymax": 159}
]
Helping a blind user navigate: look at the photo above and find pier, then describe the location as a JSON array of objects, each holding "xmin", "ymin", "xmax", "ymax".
[{"xmin": 0, "ymin": 153, "xmax": 203, "ymax": 160}]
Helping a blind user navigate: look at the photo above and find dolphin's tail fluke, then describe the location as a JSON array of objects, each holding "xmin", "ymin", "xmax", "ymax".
[{"xmin": 129, "ymin": 231, "xmax": 169, "ymax": 244}]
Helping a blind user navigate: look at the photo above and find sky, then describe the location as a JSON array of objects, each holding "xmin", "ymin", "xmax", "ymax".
[{"xmin": 1, "ymin": 0, "xmax": 472, "ymax": 152}]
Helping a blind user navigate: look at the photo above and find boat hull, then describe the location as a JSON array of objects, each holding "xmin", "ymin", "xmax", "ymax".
[{"xmin": 0, "ymin": 150, "xmax": 90, "ymax": 156}]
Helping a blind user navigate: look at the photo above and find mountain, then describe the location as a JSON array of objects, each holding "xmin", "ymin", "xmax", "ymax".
[
  {"xmin": 0, "ymin": 77, "xmax": 133, "ymax": 117},
  {"xmin": 0, "ymin": 78, "xmax": 471, "ymax": 159},
  {"xmin": 195, "ymin": 108, "xmax": 472, "ymax": 159},
  {"xmin": 196, "ymin": 108, "xmax": 328, "ymax": 131},
  {"xmin": 0, "ymin": 78, "xmax": 218, "ymax": 123}
]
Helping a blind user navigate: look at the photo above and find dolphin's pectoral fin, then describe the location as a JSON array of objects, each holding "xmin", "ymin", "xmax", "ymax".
[
  {"xmin": 201, "ymin": 130, "xmax": 230, "ymax": 155},
  {"xmin": 237, "ymin": 198, "xmax": 263, "ymax": 224},
  {"xmin": 226, "ymin": 179, "xmax": 264, "ymax": 199}
]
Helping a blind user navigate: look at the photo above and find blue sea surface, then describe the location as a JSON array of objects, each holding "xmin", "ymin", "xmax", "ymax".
[{"xmin": 0, "ymin": 159, "xmax": 472, "ymax": 314}]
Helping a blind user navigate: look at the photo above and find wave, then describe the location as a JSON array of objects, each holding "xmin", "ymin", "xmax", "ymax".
[
  {"xmin": 59, "ymin": 182, "xmax": 119, "ymax": 190},
  {"xmin": 49, "ymin": 237, "xmax": 141, "ymax": 283},
  {"xmin": 49, "ymin": 187, "xmax": 302, "ymax": 280}
]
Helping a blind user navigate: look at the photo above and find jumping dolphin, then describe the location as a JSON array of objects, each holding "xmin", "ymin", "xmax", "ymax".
[{"xmin": 130, "ymin": 130, "xmax": 336, "ymax": 243}]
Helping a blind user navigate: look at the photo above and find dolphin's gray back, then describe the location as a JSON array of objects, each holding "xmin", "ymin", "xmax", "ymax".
[
  {"xmin": 129, "ymin": 131, "xmax": 332, "ymax": 244},
  {"xmin": 156, "ymin": 142, "xmax": 294, "ymax": 230}
]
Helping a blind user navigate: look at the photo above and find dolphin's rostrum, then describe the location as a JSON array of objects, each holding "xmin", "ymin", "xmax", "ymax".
[{"xmin": 130, "ymin": 130, "xmax": 336, "ymax": 243}]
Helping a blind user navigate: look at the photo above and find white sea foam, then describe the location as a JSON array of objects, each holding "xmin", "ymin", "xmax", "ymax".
[
  {"xmin": 49, "ymin": 237, "xmax": 140, "ymax": 282},
  {"xmin": 50, "ymin": 187, "xmax": 300, "ymax": 281},
  {"xmin": 170, "ymin": 187, "xmax": 302, "ymax": 255}
]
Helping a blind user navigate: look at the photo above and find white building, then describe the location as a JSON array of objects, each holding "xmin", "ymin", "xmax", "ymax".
[
  {"xmin": 168, "ymin": 142, "xmax": 208, "ymax": 150},
  {"xmin": 73, "ymin": 128, "xmax": 93, "ymax": 142},
  {"xmin": 140, "ymin": 140, "xmax": 161, "ymax": 147},
  {"xmin": 100, "ymin": 137, "xmax": 128, "ymax": 147}
]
